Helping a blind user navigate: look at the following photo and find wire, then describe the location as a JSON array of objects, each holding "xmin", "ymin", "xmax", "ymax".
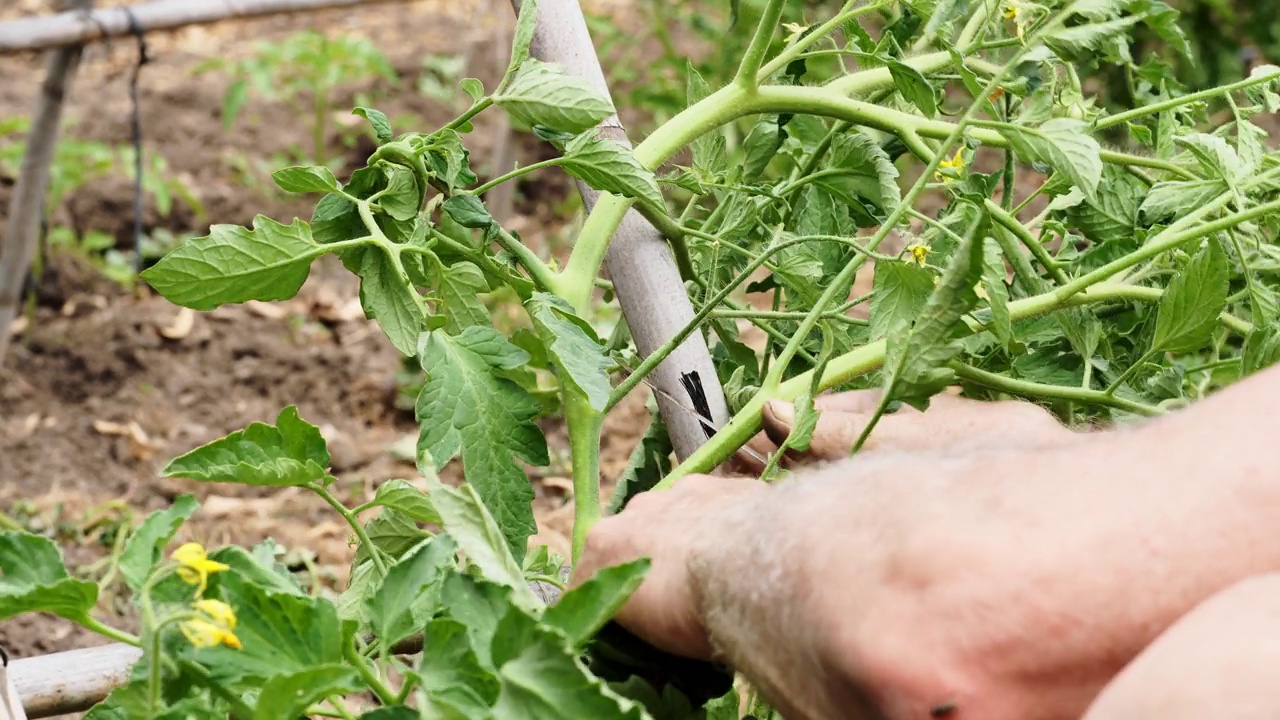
[{"xmin": 122, "ymin": 6, "xmax": 149, "ymax": 274}]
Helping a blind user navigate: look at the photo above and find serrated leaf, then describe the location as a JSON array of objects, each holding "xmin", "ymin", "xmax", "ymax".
[
  {"xmin": 0, "ymin": 532, "xmax": 98, "ymax": 622},
  {"xmin": 370, "ymin": 479, "xmax": 442, "ymax": 525},
  {"xmin": 869, "ymin": 260, "xmax": 934, "ymax": 340},
  {"xmin": 414, "ymin": 616, "xmax": 501, "ymax": 713},
  {"xmin": 1056, "ymin": 165, "xmax": 1147, "ymax": 249},
  {"xmin": 210, "ymin": 545, "xmax": 305, "ymax": 597},
  {"xmin": 888, "ymin": 59, "xmax": 937, "ymax": 118},
  {"xmin": 1152, "ymin": 238, "xmax": 1229, "ymax": 353},
  {"xmin": 444, "ymin": 194, "xmax": 495, "ymax": 229},
  {"xmin": 252, "ymin": 665, "xmax": 361, "ymax": 720},
  {"xmin": 354, "ymin": 107, "xmax": 394, "ymax": 143},
  {"xmin": 427, "ymin": 478, "xmax": 536, "ymax": 608},
  {"xmin": 686, "ymin": 64, "xmax": 727, "ymax": 173},
  {"xmin": 416, "ymin": 328, "xmax": 548, "ymax": 564},
  {"xmin": 161, "ymin": 406, "xmax": 329, "ymax": 487},
  {"xmin": 141, "ymin": 216, "xmax": 325, "ymax": 311},
  {"xmin": 817, "ymin": 131, "xmax": 901, "ymax": 221},
  {"xmin": 441, "ymin": 571, "xmax": 512, "ymax": 669},
  {"xmin": 1140, "ymin": 179, "xmax": 1227, "ymax": 222},
  {"xmin": 1244, "ymin": 325, "xmax": 1280, "ymax": 375},
  {"xmin": 1044, "ymin": 16, "xmax": 1142, "ymax": 57},
  {"xmin": 380, "ymin": 165, "xmax": 422, "ymax": 221},
  {"xmin": 741, "ymin": 116, "xmax": 783, "ymax": 181},
  {"xmin": 355, "ymin": 509, "xmax": 432, "ymax": 567},
  {"xmin": 429, "ymin": 257, "xmax": 490, "ymax": 333},
  {"xmin": 543, "ymin": 559, "xmax": 649, "ymax": 648},
  {"xmin": 272, "ymin": 166, "xmax": 341, "ymax": 194},
  {"xmin": 526, "ymin": 292, "xmax": 612, "ymax": 411},
  {"xmin": 1001, "ymin": 119, "xmax": 1102, "ymax": 199},
  {"xmin": 119, "ymin": 494, "xmax": 199, "ymax": 592},
  {"xmin": 191, "ymin": 573, "xmax": 344, "ymax": 682},
  {"xmin": 507, "ymin": 0, "xmax": 538, "ymax": 80},
  {"xmin": 1176, "ymin": 133, "xmax": 1248, "ymax": 180},
  {"xmin": 368, "ymin": 535, "xmax": 457, "ymax": 647},
  {"xmin": 495, "ymin": 59, "xmax": 615, "ymax": 134},
  {"xmin": 349, "ymin": 244, "xmax": 428, "ymax": 356},
  {"xmin": 491, "ymin": 620, "xmax": 647, "ymax": 720},
  {"xmin": 561, "ymin": 132, "xmax": 665, "ymax": 212},
  {"xmin": 886, "ymin": 207, "xmax": 987, "ymax": 409},
  {"xmin": 982, "ymin": 238, "xmax": 1013, "ymax": 346}
]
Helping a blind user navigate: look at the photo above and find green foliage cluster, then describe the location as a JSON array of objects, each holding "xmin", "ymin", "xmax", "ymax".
[{"xmin": 6, "ymin": 0, "xmax": 1280, "ymax": 717}]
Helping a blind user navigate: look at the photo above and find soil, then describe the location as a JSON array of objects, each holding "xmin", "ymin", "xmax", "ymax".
[{"xmin": 0, "ymin": 0, "xmax": 651, "ymax": 684}]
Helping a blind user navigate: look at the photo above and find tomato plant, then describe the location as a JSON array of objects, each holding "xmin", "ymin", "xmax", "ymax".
[{"xmin": 6, "ymin": 0, "xmax": 1280, "ymax": 717}]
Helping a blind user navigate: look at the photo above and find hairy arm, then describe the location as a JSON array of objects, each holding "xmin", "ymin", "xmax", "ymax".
[{"xmin": 577, "ymin": 365, "xmax": 1280, "ymax": 720}]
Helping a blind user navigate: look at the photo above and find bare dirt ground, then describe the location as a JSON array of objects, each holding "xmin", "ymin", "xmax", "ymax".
[{"xmin": 0, "ymin": 0, "xmax": 653, "ymax": 674}]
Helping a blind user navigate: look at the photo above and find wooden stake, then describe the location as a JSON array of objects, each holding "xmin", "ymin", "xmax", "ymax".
[
  {"xmin": 0, "ymin": 0, "xmax": 94, "ymax": 366},
  {"xmin": 0, "ymin": 0, "xmax": 413, "ymax": 54},
  {"xmin": 511, "ymin": 0, "xmax": 730, "ymax": 461}
]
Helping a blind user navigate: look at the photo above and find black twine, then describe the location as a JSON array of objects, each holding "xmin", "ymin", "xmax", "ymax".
[
  {"xmin": 679, "ymin": 370, "xmax": 718, "ymax": 439},
  {"xmin": 122, "ymin": 6, "xmax": 149, "ymax": 274}
]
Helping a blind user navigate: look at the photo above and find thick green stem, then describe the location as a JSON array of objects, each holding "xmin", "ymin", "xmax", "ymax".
[
  {"xmin": 469, "ymin": 157, "xmax": 564, "ymax": 196},
  {"xmin": 984, "ymin": 198, "xmax": 1070, "ymax": 285},
  {"xmin": 344, "ymin": 634, "xmax": 397, "ymax": 705},
  {"xmin": 951, "ymin": 361, "xmax": 1163, "ymax": 416},
  {"xmin": 1105, "ymin": 349, "xmax": 1159, "ymax": 396},
  {"xmin": 80, "ymin": 616, "xmax": 141, "ymax": 647},
  {"xmin": 735, "ymin": 0, "xmax": 788, "ymax": 88},
  {"xmin": 564, "ymin": 391, "xmax": 603, "ymax": 565},
  {"xmin": 1096, "ymin": 69, "xmax": 1280, "ymax": 130},
  {"xmin": 312, "ymin": 483, "xmax": 388, "ymax": 576}
]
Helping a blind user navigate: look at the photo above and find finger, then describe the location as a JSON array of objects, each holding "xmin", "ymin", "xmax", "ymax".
[
  {"xmin": 766, "ymin": 400, "xmax": 879, "ymax": 459},
  {"xmin": 724, "ymin": 431, "xmax": 777, "ymax": 476},
  {"xmin": 813, "ymin": 388, "xmax": 887, "ymax": 413}
]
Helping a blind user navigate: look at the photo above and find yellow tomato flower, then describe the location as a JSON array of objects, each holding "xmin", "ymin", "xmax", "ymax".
[
  {"xmin": 907, "ymin": 243, "xmax": 931, "ymax": 266},
  {"xmin": 181, "ymin": 599, "xmax": 241, "ymax": 650},
  {"xmin": 172, "ymin": 542, "xmax": 228, "ymax": 593},
  {"xmin": 1003, "ymin": 1, "xmax": 1027, "ymax": 39},
  {"xmin": 934, "ymin": 148, "xmax": 966, "ymax": 183}
]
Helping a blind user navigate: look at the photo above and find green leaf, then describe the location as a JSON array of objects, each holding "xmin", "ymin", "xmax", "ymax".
[
  {"xmin": 210, "ymin": 545, "xmax": 305, "ymax": 597},
  {"xmin": 444, "ymin": 194, "xmax": 495, "ymax": 229},
  {"xmin": 0, "ymin": 532, "xmax": 98, "ymax": 622},
  {"xmin": 416, "ymin": 327, "xmax": 548, "ymax": 563},
  {"xmin": 427, "ymin": 478, "xmax": 536, "ymax": 608},
  {"xmin": 141, "ymin": 216, "xmax": 325, "ymax": 311},
  {"xmin": 1152, "ymin": 238, "xmax": 1229, "ymax": 353},
  {"xmin": 359, "ymin": 710, "xmax": 419, "ymax": 720},
  {"xmin": 119, "ymin": 494, "xmax": 199, "ymax": 592},
  {"xmin": 1000, "ymin": 119, "xmax": 1102, "ymax": 199},
  {"xmin": 981, "ymin": 238, "xmax": 1013, "ymax": 347},
  {"xmin": 495, "ymin": 59, "xmax": 615, "ymax": 134},
  {"xmin": 349, "ymin": 244, "xmax": 428, "ymax": 356},
  {"xmin": 461, "ymin": 78, "xmax": 486, "ymax": 103},
  {"xmin": 818, "ymin": 131, "xmax": 901, "ymax": 221},
  {"xmin": 543, "ymin": 560, "xmax": 649, "ymax": 649},
  {"xmin": 506, "ymin": 0, "xmax": 538, "ymax": 80},
  {"xmin": 1044, "ymin": 16, "xmax": 1142, "ymax": 57},
  {"xmin": 526, "ymin": 292, "xmax": 612, "ymax": 411},
  {"xmin": 355, "ymin": 509, "xmax": 431, "ymax": 567},
  {"xmin": 222, "ymin": 79, "xmax": 250, "ymax": 130},
  {"xmin": 414, "ymin": 616, "xmax": 501, "ymax": 714},
  {"xmin": 370, "ymin": 479, "xmax": 442, "ymax": 526},
  {"xmin": 1244, "ymin": 326, "xmax": 1280, "ymax": 376},
  {"xmin": 686, "ymin": 64, "xmax": 727, "ymax": 173},
  {"xmin": 605, "ymin": 409, "xmax": 673, "ymax": 514},
  {"xmin": 886, "ymin": 207, "xmax": 987, "ymax": 409},
  {"xmin": 353, "ymin": 107, "xmax": 394, "ymax": 143},
  {"xmin": 440, "ymin": 571, "xmax": 512, "ymax": 669},
  {"xmin": 869, "ymin": 260, "xmax": 934, "ymax": 341},
  {"xmin": 252, "ymin": 665, "xmax": 361, "ymax": 720},
  {"xmin": 192, "ymin": 574, "xmax": 344, "ymax": 682},
  {"xmin": 1140, "ymin": 179, "xmax": 1227, "ymax": 223},
  {"xmin": 741, "ymin": 116, "xmax": 783, "ymax": 182},
  {"xmin": 888, "ymin": 59, "xmax": 937, "ymax": 118},
  {"xmin": 379, "ymin": 165, "xmax": 422, "ymax": 221},
  {"xmin": 161, "ymin": 406, "xmax": 330, "ymax": 487},
  {"xmin": 492, "ymin": 624, "xmax": 647, "ymax": 720},
  {"xmin": 561, "ymin": 132, "xmax": 665, "ymax": 212},
  {"xmin": 368, "ymin": 535, "xmax": 457, "ymax": 647},
  {"xmin": 1053, "ymin": 165, "xmax": 1147, "ymax": 249},
  {"xmin": 272, "ymin": 166, "xmax": 341, "ymax": 194},
  {"xmin": 430, "ymin": 258, "xmax": 490, "ymax": 333}
]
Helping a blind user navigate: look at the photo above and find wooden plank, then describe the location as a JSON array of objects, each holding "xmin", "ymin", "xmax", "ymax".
[
  {"xmin": 0, "ymin": 0, "xmax": 411, "ymax": 54},
  {"xmin": 9, "ymin": 644, "xmax": 142, "ymax": 719}
]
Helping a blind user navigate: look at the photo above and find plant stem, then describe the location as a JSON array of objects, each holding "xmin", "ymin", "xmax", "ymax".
[
  {"xmin": 469, "ymin": 157, "xmax": 564, "ymax": 196},
  {"xmin": 80, "ymin": 615, "xmax": 141, "ymax": 647},
  {"xmin": 444, "ymin": 97, "xmax": 494, "ymax": 131},
  {"xmin": 711, "ymin": 308, "xmax": 867, "ymax": 325},
  {"xmin": 735, "ymin": 0, "xmax": 788, "ymax": 88},
  {"xmin": 311, "ymin": 483, "xmax": 388, "ymax": 576},
  {"xmin": 984, "ymin": 198, "xmax": 1070, "ymax": 285},
  {"xmin": 1096, "ymin": 69, "xmax": 1280, "ymax": 130},
  {"xmin": 951, "ymin": 361, "xmax": 1163, "ymax": 416},
  {"xmin": 344, "ymin": 634, "xmax": 397, "ymax": 705},
  {"xmin": 756, "ymin": 1, "xmax": 885, "ymax": 80},
  {"xmin": 563, "ymin": 391, "xmax": 603, "ymax": 564},
  {"xmin": 491, "ymin": 224, "xmax": 561, "ymax": 293}
]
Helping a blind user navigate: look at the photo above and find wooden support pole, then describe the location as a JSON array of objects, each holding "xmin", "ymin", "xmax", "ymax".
[
  {"xmin": 0, "ymin": 0, "xmax": 413, "ymax": 54},
  {"xmin": 9, "ymin": 644, "xmax": 142, "ymax": 719},
  {"xmin": 512, "ymin": 0, "xmax": 730, "ymax": 461},
  {"xmin": 0, "ymin": 0, "xmax": 93, "ymax": 367}
]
